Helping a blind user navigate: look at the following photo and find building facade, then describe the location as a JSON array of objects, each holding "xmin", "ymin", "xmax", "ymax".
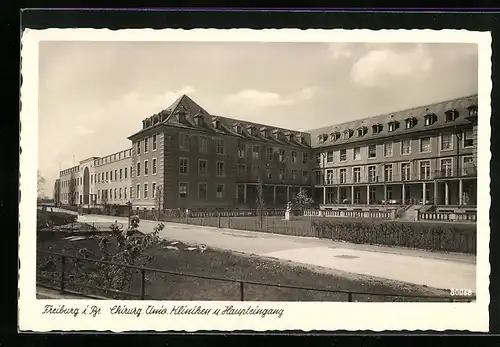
[{"xmin": 55, "ymin": 93, "xmax": 478, "ymax": 211}]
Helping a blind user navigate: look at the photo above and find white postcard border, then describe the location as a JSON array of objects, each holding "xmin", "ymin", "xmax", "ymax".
[{"xmin": 20, "ymin": 28, "xmax": 492, "ymax": 332}]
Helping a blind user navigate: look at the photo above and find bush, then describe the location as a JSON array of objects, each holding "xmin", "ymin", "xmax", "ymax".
[
  {"xmin": 37, "ymin": 210, "xmax": 77, "ymax": 228},
  {"xmin": 313, "ymin": 220, "xmax": 476, "ymax": 254}
]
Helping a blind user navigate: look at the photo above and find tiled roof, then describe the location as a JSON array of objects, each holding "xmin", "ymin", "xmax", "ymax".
[{"xmin": 308, "ymin": 94, "xmax": 478, "ymax": 149}]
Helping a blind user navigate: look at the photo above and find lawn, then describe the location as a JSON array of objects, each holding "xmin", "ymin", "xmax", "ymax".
[{"xmin": 36, "ymin": 227, "xmax": 460, "ymax": 302}]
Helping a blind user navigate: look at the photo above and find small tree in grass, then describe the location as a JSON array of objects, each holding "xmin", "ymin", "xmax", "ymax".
[
  {"xmin": 153, "ymin": 184, "xmax": 163, "ymax": 221},
  {"xmin": 294, "ymin": 189, "xmax": 314, "ymax": 213},
  {"xmin": 255, "ymin": 178, "xmax": 266, "ymax": 230}
]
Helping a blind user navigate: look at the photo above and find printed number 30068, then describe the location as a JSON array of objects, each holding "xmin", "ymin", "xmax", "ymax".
[{"xmin": 450, "ymin": 288, "xmax": 473, "ymax": 296}]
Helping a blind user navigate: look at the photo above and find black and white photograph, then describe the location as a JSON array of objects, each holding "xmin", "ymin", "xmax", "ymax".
[{"xmin": 19, "ymin": 28, "xmax": 491, "ymax": 332}]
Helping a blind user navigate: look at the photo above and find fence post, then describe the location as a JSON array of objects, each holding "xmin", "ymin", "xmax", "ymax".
[
  {"xmin": 240, "ymin": 281, "xmax": 244, "ymax": 301},
  {"xmin": 217, "ymin": 212, "xmax": 221, "ymax": 228},
  {"xmin": 59, "ymin": 255, "xmax": 66, "ymax": 293},
  {"xmin": 140, "ymin": 268, "xmax": 146, "ymax": 300}
]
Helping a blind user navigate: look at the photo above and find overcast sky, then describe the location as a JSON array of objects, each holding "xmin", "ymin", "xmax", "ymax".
[{"xmin": 38, "ymin": 41, "xmax": 478, "ymax": 196}]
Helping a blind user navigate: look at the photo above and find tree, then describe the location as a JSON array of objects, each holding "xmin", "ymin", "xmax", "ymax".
[
  {"xmin": 153, "ymin": 184, "xmax": 163, "ymax": 221},
  {"xmin": 255, "ymin": 178, "xmax": 266, "ymax": 230},
  {"xmin": 68, "ymin": 172, "xmax": 77, "ymax": 205},
  {"xmin": 37, "ymin": 170, "xmax": 46, "ymax": 194},
  {"xmin": 294, "ymin": 189, "xmax": 314, "ymax": 212}
]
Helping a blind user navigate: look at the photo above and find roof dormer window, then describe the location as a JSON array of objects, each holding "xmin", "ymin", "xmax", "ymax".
[
  {"xmin": 194, "ymin": 115, "xmax": 205, "ymax": 126},
  {"xmin": 235, "ymin": 124, "xmax": 243, "ymax": 134},
  {"xmin": 261, "ymin": 128, "xmax": 270, "ymax": 138},
  {"xmin": 445, "ymin": 109, "xmax": 459, "ymax": 122},
  {"xmin": 467, "ymin": 105, "xmax": 478, "ymax": 118},
  {"xmin": 300, "ymin": 137, "xmax": 305, "ymax": 144},
  {"xmin": 372, "ymin": 123, "xmax": 383, "ymax": 135},
  {"xmin": 177, "ymin": 112, "xmax": 186, "ymax": 123},
  {"xmin": 343, "ymin": 129, "xmax": 353, "ymax": 140},
  {"xmin": 213, "ymin": 120, "xmax": 221, "ymax": 129},
  {"xmin": 357, "ymin": 126, "xmax": 367, "ymax": 137},
  {"xmin": 424, "ymin": 111, "xmax": 437, "ymax": 126},
  {"xmin": 388, "ymin": 120, "xmax": 399, "ymax": 132},
  {"xmin": 247, "ymin": 125, "xmax": 256, "ymax": 136},
  {"xmin": 405, "ymin": 117, "xmax": 416, "ymax": 129},
  {"xmin": 330, "ymin": 132, "xmax": 340, "ymax": 141}
]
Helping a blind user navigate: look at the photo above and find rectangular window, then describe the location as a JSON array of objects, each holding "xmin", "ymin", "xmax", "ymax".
[
  {"xmin": 152, "ymin": 158, "xmax": 157, "ymax": 175},
  {"xmin": 315, "ymin": 171, "xmax": 321, "ymax": 185},
  {"xmin": 215, "ymin": 139, "xmax": 225, "ymax": 155},
  {"xmin": 368, "ymin": 165, "xmax": 377, "ymax": 183},
  {"xmin": 316, "ymin": 153, "xmax": 321, "ymax": 164},
  {"xmin": 353, "ymin": 167, "xmax": 361, "ymax": 183},
  {"xmin": 441, "ymin": 133, "xmax": 453, "ymax": 151},
  {"xmin": 440, "ymin": 158, "xmax": 453, "ymax": 177},
  {"xmin": 420, "ymin": 137, "xmax": 431, "ymax": 153},
  {"xmin": 137, "ymin": 140, "xmax": 141, "ymax": 155},
  {"xmin": 266, "ymin": 169, "xmax": 272, "ymax": 179},
  {"xmin": 401, "ymin": 163, "xmax": 411, "ymax": 181},
  {"xmin": 179, "ymin": 134, "xmax": 190, "ymax": 151},
  {"xmin": 326, "ymin": 169, "xmax": 334, "ymax": 184},
  {"xmin": 383, "ymin": 143, "xmax": 393, "ymax": 157},
  {"xmin": 384, "ymin": 164, "xmax": 393, "ymax": 182},
  {"xmin": 340, "ymin": 169, "xmax": 347, "ymax": 184},
  {"xmin": 216, "ymin": 161, "xmax": 225, "ymax": 177},
  {"xmin": 302, "ymin": 152, "xmax": 309, "ymax": 164},
  {"xmin": 353, "ymin": 147, "xmax": 361, "ymax": 161},
  {"xmin": 252, "ymin": 145, "xmax": 260, "ymax": 159},
  {"xmin": 267, "ymin": 148, "xmax": 274, "ymax": 161},
  {"xmin": 252, "ymin": 165, "xmax": 260, "ymax": 179},
  {"xmin": 463, "ymin": 130, "xmax": 473, "ymax": 148},
  {"xmin": 419, "ymin": 160, "xmax": 431, "ymax": 180},
  {"xmin": 279, "ymin": 149, "xmax": 285, "ymax": 162},
  {"xmin": 279, "ymin": 168, "xmax": 285, "ymax": 180},
  {"xmin": 340, "ymin": 149, "xmax": 347, "ymax": 162},
  {"xmin": 152, "ymin": 183, "xmax": 156, "ymax": 199},
  {"xmin": 144, "ymin": 183, "xmax": 148, "ymax": 199},
  {"xmin": 124, "ymin": 167, "xmax": 128, "ymax": 179},
  {"xmin": 144, "ymin": 160, "xmax": 149, "ymax": 175},
  {"xmin": 292, "ymin": 169, "xmax": 298, "ymax": 181},
  {"xmin": 238, "ymin": 144, "xmax": 246, "ymax": 158},
  {"xmin": 114, "ymin": 170, "xmax": 117, "ymax": 181},
  {"xmin": 401, "ymin": 139, "xmax": 411, "ymax": 155},
  {"xmin": 119, "ymin": 169, "xmax": 123, "ymax": 180},
  {"xmin": 136, "ymin": 162, "xmax": 141, "ymax": 177},
  {"xmin": 119, "ymin": 188, "xmax": 122, "ymax": 199},
  {"xmin": 291, "ymin": 151, "xmax": 297, "ymax": 163},
  {"xmin": 463, "ymin": 156, "xmax": 474, "ymax": 175},
  {"xmin": 368, "ymin": 145, "xmax": 377, "ymax": 158},
  {"xmin": 199, "ymin": 136, "xmax": 208, "ymax": 153},
  {"xmin": 179, "ymin": 182, "xmax": 188, "ymax": 198},
  {"xmin": 302, "ymin": 170, "xmax": 309, "ymax": 182},
  {"xmin": 136, "ymin": 184, "xmax": 141, "ymax": 199},
  {"xmin": 124, "ymin": 187, "xmax": 127, "ymax": 199},
  {"xmin": 198, "ymin": 183, "xmax": 207, "ymax": 200},
  {"xmin": 326, "ymin": 150, "xmax": 334, "ymax": 163},
  {"xmin": 179, "ymin": 158, "xmax": 189, "ymax": 175},
  {"xmin": 199, "ymin": 160, "xmax": 208, "ymax": 175},
  {"xmin": 216, "ymin": 184, "xmax": 225, "ymax": 199},
  {"xmin": 144, "ymin": 137, "xmax": 149, "ymax": 153},
  {"xmin": 152, "ymin": 134, "xmax": 157, "ymax": 151},
  {"xmin": 238, "ymin": 164, "xmax": 246, "ymax": 178}
]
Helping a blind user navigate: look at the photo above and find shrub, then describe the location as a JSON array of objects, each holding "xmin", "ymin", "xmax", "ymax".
[
  {"xmin": 313, "ymin": 219, "xmax": 476, "ymax": 254},
  {"xmin": 37, "ymin": 210, "xmax": 77, "ymax": 228}
]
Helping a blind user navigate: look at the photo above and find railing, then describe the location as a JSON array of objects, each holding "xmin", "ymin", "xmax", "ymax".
[
  {"xmin": 36, "ymin": 250, "xmax": 474, "ymax": 303},
  {"xmin": 419, "ymin": 211, "xmax": 477, "ymax": 223},
  {"xmin": 304, "ymin": 209, "xmax": 394, "ymax": 220}
]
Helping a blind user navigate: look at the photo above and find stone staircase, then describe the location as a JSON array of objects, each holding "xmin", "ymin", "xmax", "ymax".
[{"xmin": 398, "ymin": 204, "xmax": 424, "ymax": 221}]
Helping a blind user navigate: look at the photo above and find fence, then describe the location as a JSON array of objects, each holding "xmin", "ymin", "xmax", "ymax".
[
  {"xmin": 36, "ymin": 250, "xmax": 474, "ymax": 303},
  {"xmin": 419, "ymin": 211, "xmax": 477, "ymax": 223}
]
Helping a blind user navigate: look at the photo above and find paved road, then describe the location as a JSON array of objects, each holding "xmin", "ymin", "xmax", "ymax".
[{"xmin": 74, "ymin": 213, "xmax": 476, "ymax": 292}]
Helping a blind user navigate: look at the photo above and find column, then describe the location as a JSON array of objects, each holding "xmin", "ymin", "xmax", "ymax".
[
  {"xmin": 445, "ymin": 182, "xmax": 449, "ymax": 205},
  {"xmin": 384, "ymin": 185, "xmax": 387, "ymax": 201},
  {"xmin": 422, "ymin": 182, "xmax": 427, "ymax": 204},
  {"xmin": 351, "ymin": 186, "xmax": 354, "ymax": 204},
  {"xmin": 336, "ymin": 187, "xmax": 340, "ymax": 204},
  {"xmin": 366, "ymin": 185, "xmax": 370, "ymax": 205},
  {"xmin": 434, "ymin": 181, "xmax": 438, "ymax": 205},
  {"xmin": 273, "ymin": 185, "xmax": 277, "ymax": 205},
  {"xmin": 323, "ymin": 186, "xmax": 326, "ymax": 205},
  {"xmin": 459, "ymin": 179, "xmax": 463, "ymax": 206},
  {"xmin": 243, "ymin": 183, "xmax": 247, "ymax": 204},
  {"xmin": 286, "ymin": 185, "xmax": 290, "ymax": 202},
  {"xmin": 402, "ymin": 183, "xmax": 406, "ymax": 204}
]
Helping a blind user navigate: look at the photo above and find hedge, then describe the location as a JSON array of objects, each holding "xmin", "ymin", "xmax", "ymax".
[{"xmin": 313, "ymin": 220, "xmax": 477, "ymax": 254}]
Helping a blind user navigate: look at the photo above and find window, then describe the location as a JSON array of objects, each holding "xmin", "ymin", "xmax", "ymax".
[
  {"xmin": 424, "ymin": 114, "xmax": 436, "ymax": 126},
  {"xmin": 330, "ymin": 132, "xmax": 340, "ymax": 141},
  {"xmin": 384, "ymin": 143, "xmax": 393, "ymax": 157},
  {"xmin": 419, "ymin": 160, "xmax": 431, "ymax": 180},
  {"xmin": 401, "ymin": 139, "xmax": 411, "ymax": 155},
  {"xmin": 144, "ymin": 137, "xmax": 149, "ymax": 153},
  {"xmin": 315, "ymin": 171, "xmax": 322, "ymax": 185},
  {"xmin": 463, "ymin": 130, "xmax": 473, "ymax": 148},
  {"xmin": 267, "ymin": 148, "xmax": 274, "ymax": 161},
  {"xmin": 249, "ymin": 127, "xmax": 256, "ymax": 136},
  {"xmin": 388, "ymin": 121, "xmax": 398, "ymax": 132},
  {"xmin": 152, "ymin": 183, "xmax": 156, "ymax": 199},
  {"xmin": 384, "ymin": 164, "xmax": 393, "ymax": 182},
  {"xmin": 119, "ymin": 188, "xmax": 122, "ymax": 199},
  {"xmin": 279, "ymin": 168, "xmax": 285, "ymax": 180},
  {"xmin": 179, "ymin": 183, "xmax": 188, "ymax": 198},
  {"xmin": 179, "ymin": 134, "xmax": 190, "ymax": 151},
  {"xmin": 401, "ymin": 163, "xmax": 411, "ymax": 181},
  {"xmin": 252, "ymin": 165, "xmax": 260, "ymax": 178},
  {"xmin": 468, "ymin": 105, "xmax": 478, "ymax": 117},
  {"xmin": 130, "ymin": 186, "xmax": 134, "ymax": 199},
  {"xmin": 440, "ymin": 158, "xmax": 453, "ymax": 177},
  {"xmin": 343, "ymin": 130, "xmax": 352, "ymax": 140},
  {"xmin": 368, "ymin": 166, "xmax": 377, "ymax": 183},
  {"xmin": 114, "ymin": 170, "xmax": 117, "ymax": 181},
  {"xmin": 316, "ymin": 153, "xmax": 321, "ymax": 164},
  {"xmin": 445, "ymin": 110, "xmax": 458, "ymax": 122},
  {"xmin": 152, "ymin": 158, "xmax": 157, "ymax": 175},
  {"xmin": 124, "ymin": 187, "xmax": 127, "ymax": 199},
  {"xmin": 216, "ymin": 161, "xmax": 225, "ymax": 177},
  {"xmin": 340, "ymin": 169, "xmax": 347, "ymax": 184},
  {"xmin": 441, "ymin": 133, "xmax": 453, "ymax": 151},
  {"xmin": 98, "ymin": 190, "xmax": 101, "ymax": 200},
  {"xmin": 119, "ymin": 169, "xmax": 123, "ymax": 180},
  {"xmin": 215, "ymin": 139, "xmax": 225, "ymax": 155},
  {"xmin": 266, "ymin": 169, "xmax": 272, "ymax": 179},
  {"xmin": 198, "ymin": 183, "xmax": 207, "ymax": 200},
  {"xmin": 124, "ymin": 167, "xmax": 128, "ymax": 179},
  {"xmin": 216, "ymin": 184, "xmax": 225, "ymax": 199},
  {"xmin": 152, "ymin": 134, "xmax": 157, "ymax": 151},
  {"xmin": 372, "ymin": 124, "xmax": 383, "ymax": 134},
  {"xmin": 236, "ymin": 125, "xmax": 243, "ymax": 134},
  {"xmin": 136, "ymin": 184, "xmax": 141, "ymax": 199},
  {"xmin": 302, "ymin": 170, "xmax": 309, "ymax": 182},
  {"xmin": 368, "ymin": 145, "xmax": 377, "ymax": 158},
  {"xmin": 179, "ymin": 158, "xmax": 189, "ymax": 175},
  {"xmin": 252, "ymin": 145, "xmax": 260, "ymax": 159},
  {"xmin": 279, "ymin": 149, "xmax": 285, "ymax": 162},
  {"xmin": 405, "ymin": 118, "xmax": 416, "ymax": 129},
  {"xmin": 340, "ymin": 149, "xmax": 347, "ymax": 162},
  {"xmin": 144, "ymin": 183, "xmax": 148, "ymax": 199},
  {"xmin": 291, "ymin": 151, "xmax": 297, "ymax": 163},
  {"xmin": 326, "ymin": 169, "xmax": 334, "ymax": 184},
  {"xmin": 420, "ymin": 137, "xmax": 431, "ymax": 153},
  {"xmin": 302, "ymin": 152, "xmax": 309, "ymax": 164},
  {"xmin": 353, "ymin": 167, "xmax": 361, "ymax": 183},
  {"xmin": 463, "ymin": 156, "xmax": 474, "ymax": 175},
  {"xmin": 238, "ymin": 144, "xmax": 246, "ymax": 158},
  {"xmin": 326, "ymin": 150, "xmax": 334, "ymax": 163},
  {"xmin": 98, "ymin": 173, "xmax": 101, "ymax": 183},
  {"xmin": 136, "ymin": 162, "xmax": 141, "ymax": 177},
  {"xmin": 238, "ymin": 164, "xmax": 246, "ymax": 178},
  {"xmin": 196, "ymin": 115, "xmax": 205, "ymax": 126},
  {"xmin": 353, "ymin": 147, "xmax": 361, "ymax": 161},
  {"xmin": 144, "ymin": 160, "xmax": 149, "ymax": 175},
  {"xmin": 357, "ymin": 127, "xmax": 367, "ymax": 137},
  {"xmin": 292, "ymin": 170, "xmax": 298, "ymax": 181},
  {"xmin": 199, "ymin": 136, "xmax": 208, "ymax": 153},
  {"xmin": 136, "ymin": 140, "xmax": 141, "ymax": 155}
]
